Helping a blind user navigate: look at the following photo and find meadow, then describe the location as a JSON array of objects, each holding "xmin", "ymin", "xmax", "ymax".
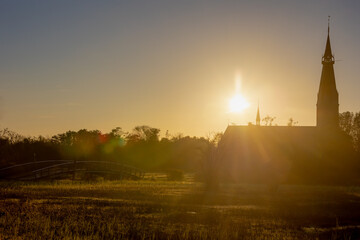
[{"xmin": 1, "ymin": 175, "xmax": 360, "ymax": 240}]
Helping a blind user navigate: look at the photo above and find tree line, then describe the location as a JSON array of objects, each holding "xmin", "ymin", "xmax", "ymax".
[
  {"xmin": 0, "ymin": 126, "xmax": 220, "ymax": 176},
  {"xmin": 0, "ymin": 111, "xmax": 359, "ymax": 180}
]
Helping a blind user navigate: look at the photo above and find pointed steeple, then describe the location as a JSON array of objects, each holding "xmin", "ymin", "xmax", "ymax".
[
  {"xmin": 323, "ymin": 16, "xmax": 334, "ymax": 63},
  {"xmin": 256, "ymin": 101, "xmax": 261, "ymax": 126},
  {"xmin": 316, "ymin": 18, "xmax": 339, "ymax": 128}
]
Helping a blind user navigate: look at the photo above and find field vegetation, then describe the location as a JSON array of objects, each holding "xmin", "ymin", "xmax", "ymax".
[{"xmin": 1, "ymin": 176, "xmax": 360, "ymax": 239}]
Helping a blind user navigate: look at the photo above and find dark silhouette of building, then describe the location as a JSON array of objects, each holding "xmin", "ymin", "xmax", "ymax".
[
  {"xmin": 218, "ymin": 25, "xmax": 357, "ymax": 185},
  {"xmin": 317, "ymin": 24, "xmax": 339, "ymax": 128}
]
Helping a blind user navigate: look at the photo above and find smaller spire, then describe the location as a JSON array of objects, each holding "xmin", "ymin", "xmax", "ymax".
[{"xmin": 256, "ymin": 101, "xmax": 261, "ymax": 126}]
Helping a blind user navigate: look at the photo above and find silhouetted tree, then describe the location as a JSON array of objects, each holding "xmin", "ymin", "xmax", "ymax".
[
  {"xmin": 287, "ymin": 118, "xmax": 298, "ymax": 126},
  {"xmin": 340, "ymin": 112, "xmax": 354, "ymax": 136},
  {"xmin": 353, "ymin": 112, "xmax": 360, "ymax": 151},
  {"xmin": 108, "ymin": 127, "xmax": 126, "ymax": 139},
  {"xmin": 339, "ymin": 111, "xmax": 360, "ymax": 151},
  {"xmin": 126, "ymin": 125, "xmax": 160, "ymax": 144},
  {"xmin": 262, "ymin": 115, "xmax": 276, "ymax": 126},
  {"xmin": 0, "ymin": 128, "xmax": 23, "ymax": 143}
]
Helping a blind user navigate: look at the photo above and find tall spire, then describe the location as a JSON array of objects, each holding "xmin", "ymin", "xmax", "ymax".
[
  {"xmin": 256, "ymin": 101, "xmax": 261, "ymax": 126},
  {"xmin": 323, "ymin": 16, "xmax": 334, "ymax": 63},
  {"xmin": 316, "ymin": 18, "xmax": 339, "ymax": 128}
]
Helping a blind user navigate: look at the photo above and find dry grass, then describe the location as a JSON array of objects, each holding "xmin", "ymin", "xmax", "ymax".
[{"xmin": 1, "ymin": 176, "xmax": 360, "ymax": 239}]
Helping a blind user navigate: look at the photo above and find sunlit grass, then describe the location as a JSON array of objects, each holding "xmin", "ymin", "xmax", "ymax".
[{"xmin": 1, "ymin": 177, "xmax": 360, "ymax": 239}]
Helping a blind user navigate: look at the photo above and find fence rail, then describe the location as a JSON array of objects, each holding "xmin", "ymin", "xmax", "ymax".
[{"xmin": 0, "ymin": 160, "xmax": 145, "ymax": 180}]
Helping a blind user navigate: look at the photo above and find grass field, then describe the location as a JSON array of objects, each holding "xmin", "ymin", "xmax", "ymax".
[{"xmin": 1, "ymin": 175, "xmax": 360, "ymax": 239}]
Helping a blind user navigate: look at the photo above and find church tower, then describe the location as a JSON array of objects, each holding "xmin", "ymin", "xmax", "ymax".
[{"xmin": 316, "ymin": 21, "xmax": 339, "ymax": 128}]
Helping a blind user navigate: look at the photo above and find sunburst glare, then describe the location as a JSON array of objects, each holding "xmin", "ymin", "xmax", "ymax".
[
  {"xmin": 229, "ymin": 94, "xmax": 250, "ymax": 113},
  {"xmin": 228, "ymin": 73, "xmax": 250, "ymax": 113}
]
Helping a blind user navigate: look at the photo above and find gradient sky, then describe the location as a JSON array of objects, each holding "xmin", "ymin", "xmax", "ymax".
[{"xmin": 1, "ymin": 1, "xmax": 360, "ymax": 137}]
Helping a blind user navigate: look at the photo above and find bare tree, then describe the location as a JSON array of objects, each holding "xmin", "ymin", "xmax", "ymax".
[
  {"xmin": 262, "ymin": 115, "xmax": 276, "ymax": 126},
  {"xmin": 0, "ymin": 128, "xmax": 23, "ymax": 143},
  {"xmin": 287, "ymin": 118, "xmax": 298, "ymax": 126}
]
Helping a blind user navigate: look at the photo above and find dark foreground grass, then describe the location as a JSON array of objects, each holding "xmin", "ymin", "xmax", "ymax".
[{"xmin": 1, "ymin": 176, "xmax": 360, "ymax": 239}]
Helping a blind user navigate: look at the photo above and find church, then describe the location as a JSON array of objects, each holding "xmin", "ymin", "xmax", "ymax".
[{"xmin": 218, "ymin": 25, "xmax": 357, "ymax": 185}]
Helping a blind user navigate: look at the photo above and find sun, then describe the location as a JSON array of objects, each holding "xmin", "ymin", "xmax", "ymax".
[{"xmin": 229, "ymin": 94, "xmax": 250, "ymax": 113}]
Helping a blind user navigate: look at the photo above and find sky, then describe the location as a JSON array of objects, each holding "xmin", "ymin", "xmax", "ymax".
[{"xmin": 1, "ymin": 0, "xmax": 360, "ymax": 137}]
